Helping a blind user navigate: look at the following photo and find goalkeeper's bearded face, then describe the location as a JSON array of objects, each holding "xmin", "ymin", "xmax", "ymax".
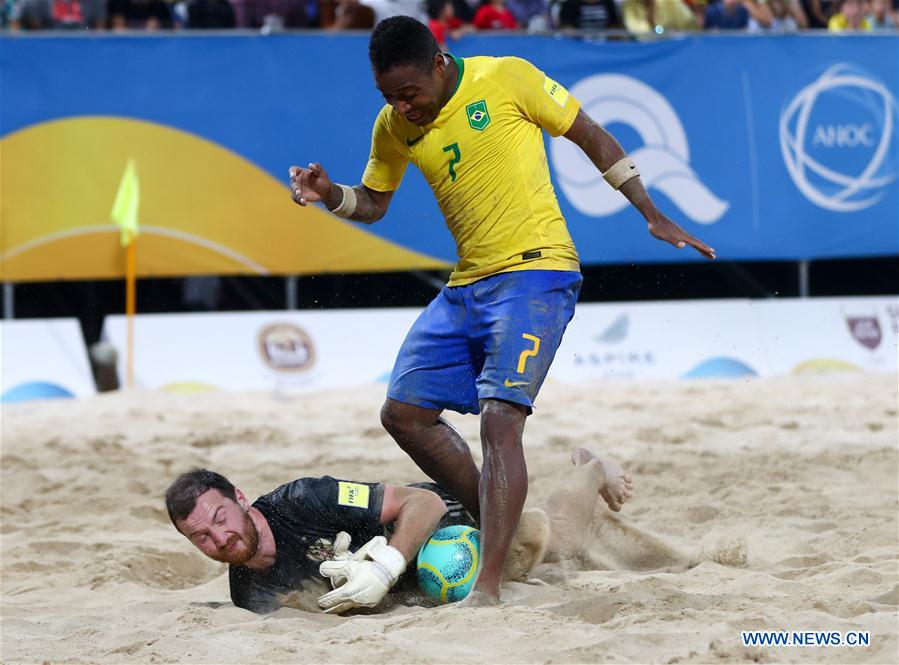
[{"xmin": 176, "ymin": 489, "xmax": 260, "ymax": 566}]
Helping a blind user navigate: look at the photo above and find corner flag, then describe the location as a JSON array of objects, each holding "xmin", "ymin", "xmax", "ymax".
[
  {"xmin": 111, "ymin": 159, "xmax": 140, "ymax": 388},
  {"xmin": 111, "ymin": 159, "xmax": 140, "ymax": 246}
]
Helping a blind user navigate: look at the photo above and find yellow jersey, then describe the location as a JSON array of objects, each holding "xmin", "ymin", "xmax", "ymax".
[
  {"xmin": 362, "ymin": 55, "xmax": 581, "ymax": 286},
  {"xmin": 827, "ymin": 14, "xmax": 872, "ymax": 32}
]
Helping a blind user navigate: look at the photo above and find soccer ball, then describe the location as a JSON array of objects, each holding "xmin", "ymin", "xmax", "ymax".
[{"xmin": 416, "ymin": 525, "xmax": 480, "ymax": 603}]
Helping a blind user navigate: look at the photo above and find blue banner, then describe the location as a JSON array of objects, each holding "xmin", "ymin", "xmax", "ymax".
[{"xmin": 2, "ymin": 34, "xmax": 897, "ymax": 270}]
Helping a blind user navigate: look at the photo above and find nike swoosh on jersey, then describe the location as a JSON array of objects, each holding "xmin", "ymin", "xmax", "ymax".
[
  {"xmin": 406, "ymin": 134, "xmax": 425, "ymax": 146},
  {"xmin": 503, "ymin": 379, "xmax": 529, "ymax": 388}
]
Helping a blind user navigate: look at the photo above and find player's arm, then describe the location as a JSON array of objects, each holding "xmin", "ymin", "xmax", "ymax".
[
  {"xmin": 742, "ymin": 0, "xmax": 773, "ymax": 27},
  {"xmin": 379, "ymin": 484, "xmax": 448, "ymax": 562},
  {"xmin": 563, "ymin": 109, "xmax": 716, "ymax": 260},
  {"xmin": 806, "ymin": 0, "xmax": 828, "ymax": 25},
  {"xmin": 289, "ymin": 163, "xmax": 393, "ymax": 224},
  {"xmin": 316, "ymin": 483, "xmax": 447, "ymax": 613},
  {"xmin": 785, "ymin": 0, "xmax": 809, "ymax": 28}
]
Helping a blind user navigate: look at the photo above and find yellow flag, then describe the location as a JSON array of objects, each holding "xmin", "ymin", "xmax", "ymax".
[{"xmin": 111, "ymin": 159, "xmax": 140, "ymax": 246}]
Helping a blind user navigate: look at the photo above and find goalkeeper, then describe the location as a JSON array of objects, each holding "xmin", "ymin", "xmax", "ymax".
[{"xmin": 165, "ymin": 448, "xmax": 632, "ymax": 614}]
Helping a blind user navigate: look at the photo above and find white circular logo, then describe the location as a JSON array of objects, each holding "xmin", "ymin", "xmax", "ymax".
[
  {"xmin": 779, "ymin": 64, "xmax": 898, "ymax": 213},
  {"xmin": 550, "ymin": 74, "xmax": 728, "ymax": 225},
  {"xmin": 257, "ymin": 323, "xmax": 315, "ymax": 373}
]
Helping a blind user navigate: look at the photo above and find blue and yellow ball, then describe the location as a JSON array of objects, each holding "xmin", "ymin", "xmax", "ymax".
[{"xmin": 416, "ymin": 525, "xmax": 481, "ymax": 603}]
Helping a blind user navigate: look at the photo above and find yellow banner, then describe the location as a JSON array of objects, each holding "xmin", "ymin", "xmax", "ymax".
[{"xmin": 0, "ymin": 117, "xmax": 447, "ymax": 282}]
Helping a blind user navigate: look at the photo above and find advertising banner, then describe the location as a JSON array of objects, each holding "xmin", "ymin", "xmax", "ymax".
[
  {"xmin": 556, "ymin": 296, "xmax": 899, "ymax": 381},
  {"xmin": 102, "ymin": 309, "xmax": 421, "ymax": 393},
  {"xmin": 2, "ymin": 35, "xmax": 896, "ymax": 281},
  {"xmin": 102, "ymin": 296, "xmax": 898, "ymax": 394},
  {"xmin": 754, "ymin": 296, "xmax": 899, "ymax": 375},
  {"xmin": 0, "ymin": 319, "xmax": 95, "ymax": 402}
]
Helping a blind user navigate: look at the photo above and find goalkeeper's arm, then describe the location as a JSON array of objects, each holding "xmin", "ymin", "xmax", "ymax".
[
  {"xmin": 317, "ymin": 486, "xmax": 448, "ymax": 613},
  {"xmin": 378, "ymin": 484, "xmax": 449, "ymax": 562}
]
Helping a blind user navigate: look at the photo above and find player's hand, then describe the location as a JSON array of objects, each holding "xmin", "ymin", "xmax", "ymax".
[
  {"xmin": 647, "ymin": 212, "xmax": 716, "ymax": 260},
  {"xmin": 329, "ymin": 531, "xmax": 354, "ymax": 561},
  {"xmin": 318, "ymin": 558, "xmax": 392, "ymax": 613},
  {"xmin": 289, "ymin": 163, "xmax": 332, "ymax": 206},
  {"xmin": 326, "ymin": 531, "xmax": 384, "ymax": 566},
  {"xmin": 318, "ymin": 535, "xmax": 406, "ymax": 614}
]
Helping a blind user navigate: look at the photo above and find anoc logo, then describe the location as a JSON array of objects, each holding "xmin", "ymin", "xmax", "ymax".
[
  {"xmin": 550, "ymin": 74, "xmax": 728, "ymax": 224},
  {"xmin": 780, "ymin": 64, "xmax": 898, "ymax": 212}
]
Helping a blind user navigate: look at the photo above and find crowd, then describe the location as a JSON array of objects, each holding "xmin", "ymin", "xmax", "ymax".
[{"xmin": 2, "ymin": 0, "xmax": 896, "ymax": 35}]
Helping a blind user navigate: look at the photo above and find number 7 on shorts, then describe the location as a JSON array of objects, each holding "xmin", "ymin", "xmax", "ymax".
[{"xmin": 516, "ymin": 334, "xmax": 541, "ymax": 374}]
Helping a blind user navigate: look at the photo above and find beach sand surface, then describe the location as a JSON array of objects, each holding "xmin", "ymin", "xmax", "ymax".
[{"xmin": 2, "ymin": 374, "xmax": 897, "ymax": 664}]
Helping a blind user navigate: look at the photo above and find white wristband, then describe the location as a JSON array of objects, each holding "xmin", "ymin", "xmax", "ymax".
[
  {"xmin": 602, "ymin": 157, "xmax": 640, "ymax": 190},
  {"xmin": 368, "ymin": 543, "xmax": 407, "ymax": 586},
  {"xmin": 331, "ymin": 184, "xmax": 358, "ymax": 218}
]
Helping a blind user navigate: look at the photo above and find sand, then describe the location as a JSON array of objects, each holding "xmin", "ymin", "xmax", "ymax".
[{"xmin": 1, "ymin": 373, "xmax": 897, "ymax": 664}]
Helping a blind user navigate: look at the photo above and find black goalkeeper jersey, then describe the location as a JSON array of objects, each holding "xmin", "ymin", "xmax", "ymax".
[{"xmin": 229, "ymin": 476, "xmax": 473, "ymax": 613}]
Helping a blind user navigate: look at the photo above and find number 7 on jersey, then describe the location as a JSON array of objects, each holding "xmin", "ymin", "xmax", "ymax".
[{"xmin": 442, "ymin": 143, "xmax": 461, "ymax": 182}]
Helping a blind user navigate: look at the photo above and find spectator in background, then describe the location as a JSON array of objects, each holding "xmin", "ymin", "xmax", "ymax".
[
  {"xmin": 1, "ymin": 0, "xmax": 17, "ymax": 29},
  {"xmin": 427, "ymin": 0, "xmax": 468, "ymax": 49},
  {"xmin": 558, "ymin": 0, "xmax": 618, "ymax": 30},
  {"xmin": 620, "ymin": 0, "xmax": 699, "ymax": 33},
  {"xmin": 185, "ymin": 0, "xmax": 236, "ymax": 26},
  {"xmin": 802, "ymin": 0, "xmax": 839, "ymax": 27},
  {"xmin": 827, "ymin": 0, "xmax": 870, "ymax": 28},
  {"xmin": 749, "ymin": 0, "xmax": 807, "ymax": 29},
  {"xmin": 327, "ymin": 0, "xmax": 373, "ymax": 28},
  {"xmin": 11, "ymin": 0, "xmax": 106, "ymax": 28},
  {"xmin": 867, "ymin": 0, "xmax": 896, "ymax": 27},
  {"xmin": 449, "ymin": 0, "xmax": 476, "ymax": 22},
  {"xmin": 506, "ymin": 0, "xmax": 547, "ymax": 30},
  {"xmin": 108, "ymin": 0, "xmax": 173, "ymax": 28},
  {"xmin": 50, "ymin": 0, "xmax": 88, "ymax": 26},
  {"xmin": 473, "ymin": 0, "xmax": 518, "ymax": 28},
  {"xmin": 10, "ymin": 0, "xmax": 58, "ymax": 27},
  {"xmin": 704, "ymin": 0, "xmax": 771, "ymax": 29},
  {"xmin": 230, "ymin": 0, "xmax": 307, "ymax": 29},
  {"xmin": 363, "ymin": 0, "xmax": 427, "ymax": 25},
  {"xmin": 682, "ymin": 0, "xmax": 708, "ymax": 26}
]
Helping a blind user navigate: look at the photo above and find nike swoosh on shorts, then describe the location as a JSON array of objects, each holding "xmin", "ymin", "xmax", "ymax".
[{"xmin": 503, "ymin": 379, "xmax": 529, "ymax": 388}]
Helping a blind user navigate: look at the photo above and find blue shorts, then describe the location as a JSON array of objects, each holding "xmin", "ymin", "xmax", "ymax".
[{"xmin": 387, "ymin": 270, "xmax": 582, "ymax": 415}]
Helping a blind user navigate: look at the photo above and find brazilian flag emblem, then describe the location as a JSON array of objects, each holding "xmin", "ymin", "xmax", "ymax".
[{"xmin": 466, "ymin": 100, "xmax": 490, "ymax": 131}]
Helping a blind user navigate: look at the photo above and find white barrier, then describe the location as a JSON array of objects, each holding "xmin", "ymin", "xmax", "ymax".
[
  {"xmin": 553, "ymin": 299, "xmax": 768, "ymax": 381},
  {"xmin": 0, "ymin": 318, "xmax": 95, "ymax": 402},
  {"xmin": 102, "ymin": 296, "xmax": 898, "ymax": 393},
  {"xmin": 102, "ymin": 309, "xmax": 421, "ymax": 393},
  {"xmin": 754, "ymin": 297, "xmax": 898, "ymax": 375},
  {"xmin": 553, "ymin": 296, "xmax": 898, "ymax": 381}
]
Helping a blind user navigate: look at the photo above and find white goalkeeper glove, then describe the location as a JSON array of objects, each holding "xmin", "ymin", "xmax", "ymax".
[{"xmin": 318, "ymin": 533, "xmax": 407, "ymax": 614}]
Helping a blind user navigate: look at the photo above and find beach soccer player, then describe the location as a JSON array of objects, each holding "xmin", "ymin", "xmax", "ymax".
[
  {"xmin": 166, "ymin": 448, "xmax": 633, "ymax": 614},
  {"xmin": 288, "ymin": 16, "xmax": 713, "ymax": 605}
]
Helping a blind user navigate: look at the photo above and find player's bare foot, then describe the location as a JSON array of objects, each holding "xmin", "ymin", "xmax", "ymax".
[
  {"xmin": 570, "ymin": 447, "xmax": 634, "ymax": 512},
  {"xmin": 459, "ymin": 589, "xmax": 501, "ymax": 607}
]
